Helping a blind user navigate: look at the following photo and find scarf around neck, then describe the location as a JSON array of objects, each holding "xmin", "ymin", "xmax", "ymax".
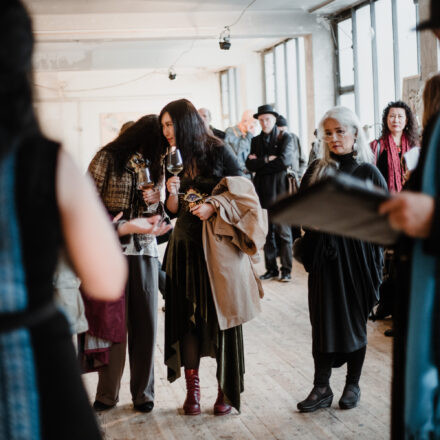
[{"xmin": 380, "ymin": 133, "xmax": 411, "ymax": 193}]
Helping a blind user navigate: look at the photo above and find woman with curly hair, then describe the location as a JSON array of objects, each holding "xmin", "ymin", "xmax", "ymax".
[
  {"xmin": 371, "ymin": 101, "xmax": 420, "ymax": 192},
  {"xmin": 371, "ymin": 102, "xmax": 420, "ymax": 323},
  {"xmin": 87, "ymin": 115, "xmax": 168, "ymax": 414}
]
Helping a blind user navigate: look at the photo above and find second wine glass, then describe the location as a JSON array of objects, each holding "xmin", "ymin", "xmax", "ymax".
[
  {"xmin": 138, "ymin": 166, "xmax": 158, "ymax": 215},
  {"xmin": 166, "ymin": 148, "xmax": 183, "ymax": 195}
]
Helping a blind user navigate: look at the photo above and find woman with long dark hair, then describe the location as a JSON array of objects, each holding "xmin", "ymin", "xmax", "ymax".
[
  {"xmin": 371, "ymin": 101, "xmax": 420, "ymax": 192},
  {"xmin": 0, "ymin": 1, "xmax": 128, "ymax": 438},
  {"xmin": 160, "ymin": 98, "xmax": 246, "ymax": 415},
  {"xmin": 87, "ymin": 115, "xmax": 168, "ymax": 413}
]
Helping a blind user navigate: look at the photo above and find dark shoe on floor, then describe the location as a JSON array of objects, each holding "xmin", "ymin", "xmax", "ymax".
[
  {"xmin": 339, "ymin": 384, "xmax": 360, "ymax": 410},
  {"xmin": 259, "ymin": 270, "xmax": 279, "ymax": 280},
  {"xmin": 297, "ymin": 386, "xmax": 333, "ymax": 413},
  {"xmin": 213, "ymin": 384, "xmax": 232, "ymax": 416},
  {"xmin": 384, "ymin": 328, "xmax": 394, "ymax": 337},
  {"xmin": 279, "ymin": 272, "xmax": 292, "ymax": 282},
  {"xmin": 133, "ymin": 401, "xmax": 154, "ymax": 413},
  {"xmin": 93, "ymin": 401, "xmax": 116, "ymax": 412},
  {"xmin": 183, "ymin": 368, "xmax": 201, "ymax": 415},
  {"xmin": 373, "ymin": 302, "xmax": 392, "ymax": 320}
]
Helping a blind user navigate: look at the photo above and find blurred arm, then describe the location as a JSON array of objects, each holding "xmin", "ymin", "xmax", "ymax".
[{"xmin": 57, "ymin": 150, "xmax": 127, "ymax": 301}]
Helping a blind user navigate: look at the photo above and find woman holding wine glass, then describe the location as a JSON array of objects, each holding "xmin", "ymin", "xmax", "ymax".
[
  {"xmin": 87, "ymin": 115, "xmax": 167, "ymax": 413},
  {"xmin": 160, "ymin": 99, "xmax": 246, "ymax": 415}
]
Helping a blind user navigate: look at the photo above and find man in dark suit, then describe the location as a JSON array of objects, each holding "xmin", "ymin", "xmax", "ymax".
[{"xmin": 246, "ymin": 105, "xmax": 294, "ymax": 282}]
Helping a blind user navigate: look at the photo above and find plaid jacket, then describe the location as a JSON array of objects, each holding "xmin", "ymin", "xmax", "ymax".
[{"xmin": 88, "ymin": 149, "xmax": 135, "ymax": 214}]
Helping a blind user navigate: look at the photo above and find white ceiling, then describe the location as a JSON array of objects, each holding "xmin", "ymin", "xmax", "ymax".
[
  {"xmin": 22, "ymin": 0, "xmax": 359, "ymax": 72},
  {"xmin": 23, "ymin": 0, "xmax": 350, "ymax": 15}
]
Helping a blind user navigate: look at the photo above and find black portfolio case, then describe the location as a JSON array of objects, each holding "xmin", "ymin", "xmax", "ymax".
[{"xmin": 269, "ymin": 172, "xmax": 399, "ymax": 245}]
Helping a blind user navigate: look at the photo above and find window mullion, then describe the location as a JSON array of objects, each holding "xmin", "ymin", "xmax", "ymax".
[
  {"xmin": 352, "ymin": 8, "xmax": 360, "ymax": 116},
  {"xmin": 370, "ymin": 0, "xmax": 380, "ymax": 137},
  {"xmin": 391, "ymin": 0, "xmax": 401, "ymax": 99}
]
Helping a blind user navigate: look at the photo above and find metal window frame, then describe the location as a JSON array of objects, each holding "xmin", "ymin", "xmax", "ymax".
[
  {"xmin": 262, "ymin": 49, "xmax": 276, "ymax": 107},
  {"xmin": 370, "ymin": 0, "xmax": 380, "ymax": 137},
  {"xmin": 219, "ymin": 67, "xmax": 240, "ymax": 128},
  {"xmin": 295, "ymin": 38, "xmax": 304, "ymax": 141},
  {"xmin": 391, "ymin": 0, "xmax": 401, "ymax": 99},
  {"xmin": 333, "ymin": 0, "xmax": 421, "ymax": 132},
  {"xmin": 262, "ymin": 38, "xmax": 306, "ymax": 138}
]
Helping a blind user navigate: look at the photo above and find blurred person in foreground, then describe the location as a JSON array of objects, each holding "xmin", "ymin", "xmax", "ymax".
[
  {"xmin": 297, "ymin": 106, "xmax": 386, "ymax": 413},
  {"xmin": 380, "ymin": 3, "xmax": 440, "ymax": 436},
  {"xmin": 0, "ymin": 1, "xmax": 128, "ymax": 438}
]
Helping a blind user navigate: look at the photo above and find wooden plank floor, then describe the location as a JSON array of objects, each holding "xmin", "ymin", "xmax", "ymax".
[{"xmin": 83, "ymin": 255, "xmax": 392, "ymax": 440}]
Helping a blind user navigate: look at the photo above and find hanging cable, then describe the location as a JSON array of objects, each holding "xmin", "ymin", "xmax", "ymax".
[
  {"xmin": 33, "ymin": 69, "xmax": 162, "ymax": 93},
  {"xmin": 226, "ymin": 0, "xmax": 257, "ymax": 29},
  {"xmin": 219, "ymin": 0, "xmax": 257, "ymax": 50}
]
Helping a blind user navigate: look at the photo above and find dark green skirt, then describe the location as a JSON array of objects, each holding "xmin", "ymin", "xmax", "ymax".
[{"xmin": 163, "ymin": 212, "xmax": 244, "ymax": 411}]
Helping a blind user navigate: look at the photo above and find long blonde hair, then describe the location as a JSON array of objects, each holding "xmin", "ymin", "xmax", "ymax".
[
  {"xmin": 423, "ymin": 73, "xmax": 440, "ymax": 129},
  {"xmin": 310, "ymin": 106, "xmax": 373, "ymax": 184}
]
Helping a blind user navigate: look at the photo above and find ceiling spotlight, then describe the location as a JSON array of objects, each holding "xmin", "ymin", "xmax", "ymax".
[
  {"xmin": 168, "ymin": 67, "xmax": 176, "ymax": 80},
  {"xmin": 219, "ymin": 26, "xmax": 231, "ymax": 50}
]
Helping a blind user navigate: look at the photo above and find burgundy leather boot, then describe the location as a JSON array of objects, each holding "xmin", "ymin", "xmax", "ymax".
[
  {"xmin": 183, "ymin": 369, "xmax": 201, "ymax": 415},
  {"xmin": 213, "ymin": 384, "xmax": 231, "ymax": 416}
]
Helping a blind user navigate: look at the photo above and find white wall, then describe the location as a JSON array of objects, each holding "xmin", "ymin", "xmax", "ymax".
[
  {"xmin": 34, "ymin": 68, "xmax": 221, "ymax": 170},
  {"xmin": 236, "ymin": 51, "xmax": 264, "ymax": 118},
  {"xmin": 32, "ymin": 25, "xmax": 334, "ymax": 170},
  {"xmin": 312, "ymin": 25, "xmax": 335, "ymax": 125}
]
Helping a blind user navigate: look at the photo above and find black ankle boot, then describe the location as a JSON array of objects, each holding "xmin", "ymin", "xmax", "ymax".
[
  {"xmin": 297, "ymin": 386, "xmax": 333, "ymax": 413},
  {"xmin": 339, "ymin": 384, "xmax": 361, "ymax": 409}
]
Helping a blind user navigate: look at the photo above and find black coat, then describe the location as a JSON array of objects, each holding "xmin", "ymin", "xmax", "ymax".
[
  {"xmin": 245, "ymin": 126, "xmax": 294, "ymax": 208},
  {"xmin": 300, "ymin": 153, "xmax": 386, "ymax": 354}
]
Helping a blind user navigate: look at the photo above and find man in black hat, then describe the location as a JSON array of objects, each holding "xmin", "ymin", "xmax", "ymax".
[
  {"xmin": 246, "ymin": 105, "xmax": 294, "ymax": 282},
  {"xmin": 379, "ymin": 1, "xmax": 440, "ymax": 438}
]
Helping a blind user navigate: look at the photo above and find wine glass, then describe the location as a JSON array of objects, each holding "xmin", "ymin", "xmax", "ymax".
[
  {"xmin": 166, "ymin": 148, "xmax": 183, "ymax": 195},
  {"xmin": 137, "ymin": 166, "xmax": 158, "ymax": 215}
]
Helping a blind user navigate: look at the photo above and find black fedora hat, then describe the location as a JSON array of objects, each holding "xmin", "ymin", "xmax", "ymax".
[
  {"xmin": 253, "ymin": 104, "xmax": 279, "ymax": 119},
  {"xmin": 416, "ymin": 0, "xmax": 440, "ymax": 31}
]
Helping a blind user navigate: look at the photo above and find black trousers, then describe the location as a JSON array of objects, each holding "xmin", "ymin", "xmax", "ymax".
[
  {"xmin": 313, "ymin": 346, "xmax": 367, "ymax": 387},
  {"xmin": 264, "ymin": 222, "xmax": 293, "ymax": 274},
  {"xmin": 96, "ymin": 255, "xmax": 158, "ymax": 406}
]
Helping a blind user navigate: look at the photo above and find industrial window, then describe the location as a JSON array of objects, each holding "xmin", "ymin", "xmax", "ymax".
[
  {"xmin": 219, "ymin": 67, "xmax": 238, "ymax": 129},
  {"xmin": 334, "ymin": 0, "xmax": 420, "ymax": 140},
  {"xmin": 262, "ymin": 38, "xmax": 308, "ymax": 148}
]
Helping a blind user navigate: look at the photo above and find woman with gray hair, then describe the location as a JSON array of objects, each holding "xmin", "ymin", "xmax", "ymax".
[{"xmin": 296, "ymin": 106, "xmax": 386, "ymax": 413}]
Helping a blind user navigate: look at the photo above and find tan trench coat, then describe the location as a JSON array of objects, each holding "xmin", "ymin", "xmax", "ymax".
[{"xmin": 202, "ymin": 176, "xmax": 268, "ymax": 330}]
